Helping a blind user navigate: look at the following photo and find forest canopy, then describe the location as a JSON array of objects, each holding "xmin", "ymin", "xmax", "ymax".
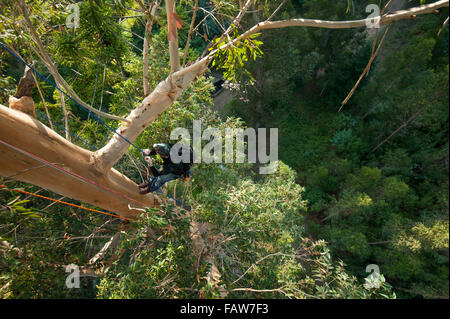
[{"xmin": 0, "ymin": 0, "xmax": 448, "ymax": 300}]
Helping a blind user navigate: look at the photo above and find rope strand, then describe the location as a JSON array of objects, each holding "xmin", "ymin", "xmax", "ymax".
[
  {"xmin": 0, "ymin": 185, "xmax": 131, "ymax": 221},
  {"xmin": 0, "ymin": 138, "xmax": 147, "ymax": 208}
]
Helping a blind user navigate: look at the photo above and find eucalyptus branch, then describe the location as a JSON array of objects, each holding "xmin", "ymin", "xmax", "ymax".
[
  {"xmin": 213, "ymin": 0, "xmax": 449, "ymax": 54},
  {"xmin": 182, "ymin": 0, "xmax": 199, "ymax": 67}
]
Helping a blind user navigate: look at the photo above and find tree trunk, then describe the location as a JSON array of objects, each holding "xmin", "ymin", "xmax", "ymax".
[{"xmin": 0, "ymin": 104, "xmax": 158, "ymax": 219}]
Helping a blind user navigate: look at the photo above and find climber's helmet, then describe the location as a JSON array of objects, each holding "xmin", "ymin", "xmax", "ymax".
[{"xmin": 153, "ymin": 143, "xmax": 170, "ymax": 158}]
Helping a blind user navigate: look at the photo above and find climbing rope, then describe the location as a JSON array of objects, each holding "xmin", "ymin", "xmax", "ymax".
[
  {"xmin": 0, "ymin": 41, "xmax": 147, "ymax": 181},
  {"xmin": 0, "ymin": 185, "xmax": 131, "ymax": 221},
  {"xmin": 0, "ymin": 137, "xmax": 191, "ymax": 230},
  {"xmin": 0, "ymin": 41, "xmax": 193, "ymax": 221},
  {"xmin": 162, "ymin": 191, "xmax": 191, "ymax": 211},
  {"xmin": 0, "ymin": 41, "xmax": 144, "ymax": 155},
  {"xmin": 34, "ymin": 107, "xmax": 145, "ymax": 182},
  {"xmin": 0, "ymin": 138, "xmax": 148, "ymax": 209}
]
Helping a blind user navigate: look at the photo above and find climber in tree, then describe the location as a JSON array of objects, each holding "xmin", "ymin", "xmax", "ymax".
[{"xmin": 139, "ymin": 143, "xmax": 193, "ymax": 194}]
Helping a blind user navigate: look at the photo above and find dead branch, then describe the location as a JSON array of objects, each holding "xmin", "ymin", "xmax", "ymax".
[
  {"xmin": 368, "ymin": 100, "xmax": 432, "ymax": 155},
  {"xmin": 339, "ymin": 23, "xmax": 392, "ymax": 112},
  {"xmin": 88, "ymin": 231, "xmax": 124, "ymax": 265},
  {"xmin": 182, "ymin": 0, "xmax": 199, "ymax": 67}
]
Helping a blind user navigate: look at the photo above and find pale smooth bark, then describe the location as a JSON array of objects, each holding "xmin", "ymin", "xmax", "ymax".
[
  {"xmin": 165, "ymin": 0, "xmax": 181, "ymax": 73},
  {"xmin": 95, "ymin": 0, "xmax": 448, "ymax": 172},
  {"xmin": 94, "ymin": 57, "xmax": 209, "ymax": 171},
  {"xmin": 0, "ymin": 105, "xmax": 158, "ymax": 219},
  {"xmin": 217, "ymin": 0, "xmax": 449, "ymax": 51},
  {"xmin": 3, "ymin": 0, "xmax": 448, "ymax": 209}
]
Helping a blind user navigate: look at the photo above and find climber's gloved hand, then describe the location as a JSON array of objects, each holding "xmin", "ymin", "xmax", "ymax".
[
  {"xmin": 143, "ymin": 148, "xmax": 151, "ymax": 156},
  {"xmin": 145, "ymin": 156, "xmax": 153, "ymax": 166}
]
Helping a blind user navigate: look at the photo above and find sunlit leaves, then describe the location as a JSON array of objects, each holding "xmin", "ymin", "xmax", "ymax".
[{"xmin": 210, "ymin": 28, "xmax": 263, "ymax": 84}]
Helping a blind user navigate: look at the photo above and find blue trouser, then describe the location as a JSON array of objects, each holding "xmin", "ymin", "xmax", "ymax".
[{"xmin": 148, "ymin": 173, "xmax": 179, "ymax": 192}]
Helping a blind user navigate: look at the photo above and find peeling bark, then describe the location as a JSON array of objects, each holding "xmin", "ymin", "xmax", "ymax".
[{"xmin": 8, "ymin": 65, "xmax": 36, "ymax": 118}]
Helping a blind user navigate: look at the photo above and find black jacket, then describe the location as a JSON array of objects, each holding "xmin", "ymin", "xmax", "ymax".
[{"xmin": 146, "ymin": 144, "xmax": 185, "ymax": 177}]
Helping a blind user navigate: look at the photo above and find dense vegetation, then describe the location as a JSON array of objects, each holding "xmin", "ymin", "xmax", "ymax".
[
  {"xmin": 0, "ymin": 0, "xmax": 448, "ymax": 299},
  {"xmin": 225, "ymin": 0, "xmax": 449, "ymax": 298}
]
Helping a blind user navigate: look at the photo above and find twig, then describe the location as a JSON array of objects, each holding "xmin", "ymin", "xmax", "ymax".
[
  {"xmin": 231, "ymin": 287, "xmax": 289, "ymax": 297},
  {"xmin": 140, "ymin": 0, "xmax": 158, "ymax": 96},
  {"xmin": 437, "ymin": 16, "xmax": 449, "ymax": 35},
  {"xmin": 41, "ymin": 196, "xmax": 66, "ymax": 210},
  {"xmin": 339, "ymin": 23, "xmax": 392, "ymax": 112},
  {"xmin": 368, "ymin": 100, "xmax": 431, "ymax": 155},
  {"xmin": 381, "ymin": 0, "xmax": 394, "ymax": 15},
  {"xmin": 99, "ymin": 65, "xmax": 106, "ymax": 112},
  {"xmin": 267, "ymin": 0, "xmax": 287, "ymax": 21},
  {"xmin": 59, "ymin": 87, "xmax": 70, "ymax": 141},
  {"xmin": 231, "ymin": 252, "xmax": 301, "ymax": 286},
  {"xmin": 182, "ymin": 0, "xmax": 199, "ymax": 67},
  {"xmin": 32, "ymin": 74, "xmax": 54, "ymax": 129},
  {"xmin": 88, "ymin": 231, "xmax": 123, "ymax": 265},
  {"xmin": 366, "ymin": 28, "xmax": 379, "ymax": 77}
]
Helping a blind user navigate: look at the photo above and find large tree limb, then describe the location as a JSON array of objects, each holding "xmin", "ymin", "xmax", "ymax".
[
  {"xmin": 217, "ymin": 0, "xmax": 449, "ymax": 51},
  {"xmin": 94, "ymin": 57, "xmax": 209, "ymax": 171},
  {"xmin": 96, "ymin": 0, "xmax": 448, "ymax": 171},
  {"xmin": 33, "ymin": 74, "xmax": 54, "ymax": 130},
  {"xmin": 0, "ymin": 104, "xmax": 158, "ymax": 219}
]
